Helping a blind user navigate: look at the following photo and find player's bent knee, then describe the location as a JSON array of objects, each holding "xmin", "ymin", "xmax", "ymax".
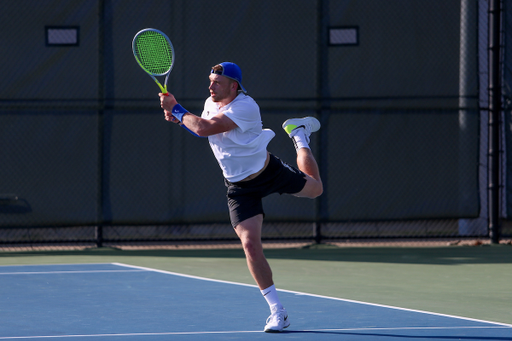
[
  {"xmin": 309, "ymin": 183, "xmax": 323, "ymax": 198},
  {"xmin": 304, "ymin": 179, "xmax": 323, "ymax": 198}
]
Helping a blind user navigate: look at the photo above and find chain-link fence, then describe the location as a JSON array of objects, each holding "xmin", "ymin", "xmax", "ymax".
[{"xmin": 0, "ymin": 0, "xmax": 511, "ymax": 248}]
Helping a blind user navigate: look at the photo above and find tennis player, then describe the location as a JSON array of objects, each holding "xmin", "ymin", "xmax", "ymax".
[{"xmin": 159, "ymin": 62, "xmax": 323, "ymax": 332}]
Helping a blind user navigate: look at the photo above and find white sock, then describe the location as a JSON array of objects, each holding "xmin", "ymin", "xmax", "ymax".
[
  {"xmin": 290, "ymin": 129, "xmax": 310, "ymax": 151},
  {"xmin": 261, "ymin": 285, "xmax": 283, "ymax": 309}
]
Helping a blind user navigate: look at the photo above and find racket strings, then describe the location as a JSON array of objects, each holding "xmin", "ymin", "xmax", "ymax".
[{"xmin": 134, "ymin": 32, "xmax": 173, "ymax": 75}]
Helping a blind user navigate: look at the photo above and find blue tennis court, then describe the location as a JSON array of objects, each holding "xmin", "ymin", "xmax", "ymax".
[{"xmin": 1, "ymin": 263, "xmax": 510, "ymax": 340}]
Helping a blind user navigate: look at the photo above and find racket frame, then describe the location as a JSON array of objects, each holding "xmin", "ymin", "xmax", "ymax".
[{"xmin": 132, "ymin": 28, "xmax": 175, "ymax": 94}]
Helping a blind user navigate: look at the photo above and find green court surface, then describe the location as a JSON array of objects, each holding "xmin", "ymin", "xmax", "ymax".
[{"xmin": 1, "ymin": 244, "xmax": 511, "ymax": 326}]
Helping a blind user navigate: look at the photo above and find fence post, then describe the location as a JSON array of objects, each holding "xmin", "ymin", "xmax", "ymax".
[
  {"xmin": 458, "ymin": 0, "xmax": 479, "ymax": 235},
  {"xmin": 315, "ymin": 0, "xmax": 330, "ymax": 244},
  {"xmin": 488, "ymin": 0, "xmax": 502, "ymax": 244},
  {"xmin": 96, "ymin": 0, "xmax": 106, "ymax": 248}
]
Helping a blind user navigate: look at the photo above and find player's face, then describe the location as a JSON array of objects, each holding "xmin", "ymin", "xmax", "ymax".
[{"xmin": 209, "ymin": 74, "xmax": 236, "ymax": 103}]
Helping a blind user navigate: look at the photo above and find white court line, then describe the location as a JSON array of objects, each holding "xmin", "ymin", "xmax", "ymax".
[
  {"xmin": 0, "ymin": 263, "xmax": 119, "ymax": 268},
  {"xmin": 310, "ymin": 326, "xmax": 512, "ymax": 332},
  {"xmin": 0, "ymin": 326, "xmax": 510, "ymax": 340},
  {"xmin": 112, "ymin": 262, "xmax": 261, "ymax": 288},
  {"xmin": 113, "ymin": 262, "xmax": 512, "ymax": 329},
  {"xmin": 0, "ymin": 270, "xmax": 146, "ymax": 275},
  {"xmin": 276, "ymin": 288, "xmax": 512, "ymax": 329}
]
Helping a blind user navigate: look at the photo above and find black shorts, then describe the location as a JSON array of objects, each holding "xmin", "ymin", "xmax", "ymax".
[{"xmin": 224, "ymin": 153, "xmax": 307, "ymax": 228}]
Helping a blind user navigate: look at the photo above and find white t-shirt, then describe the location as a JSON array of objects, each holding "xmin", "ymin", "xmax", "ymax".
[{"xmin": 202, "ymin": 93, "xmax": 275, "ymax": 182}]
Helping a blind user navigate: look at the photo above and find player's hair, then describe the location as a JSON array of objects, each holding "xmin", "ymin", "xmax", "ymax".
[
  {"xmin": 211, "ymin": 64, "xmax": 241, "ymax": 92},
  {"xmin": 211, "ymin": 64, "xmax": 224, "ymax": 74}
]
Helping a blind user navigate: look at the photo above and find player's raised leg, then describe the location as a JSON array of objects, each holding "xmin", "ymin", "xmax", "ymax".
[{"xmin": 282, "ymin": 117, "xmax": 323, "ymax": 198}]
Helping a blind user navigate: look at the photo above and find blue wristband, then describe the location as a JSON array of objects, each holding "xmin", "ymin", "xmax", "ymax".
[{"xmin": 171, "ymin": 103, "xmax": 188, "ymax": 122}]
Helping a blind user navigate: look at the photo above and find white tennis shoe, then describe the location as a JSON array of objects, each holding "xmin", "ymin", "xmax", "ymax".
[
  {"xmin": 264, "ymin": 304, "xmax": 290, "ymax": 333},
  {"xmin": 282, "ymin": 117, "xmax": 321, "ymax": 143}
]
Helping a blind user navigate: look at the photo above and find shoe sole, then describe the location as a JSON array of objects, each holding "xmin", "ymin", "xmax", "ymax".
[
  {"xmin": 282, "ymin": 117, "xmax": 321, "ymax": 134},
  {"xmin": 264, "ymin": 320, "xmax": 290, "ymax": 333},
  {"xmin": 264, "ymin": 326, "xmax": 289, "ymax": 333},
  {"xmin": 264, "ymin": 329, "xmax": 283, "ymax": 333}
]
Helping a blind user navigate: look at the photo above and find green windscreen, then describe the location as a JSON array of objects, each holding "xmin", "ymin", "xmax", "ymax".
[{"xmin": 134, "ymin": 30, "xmax": 173, "ymax": 75}]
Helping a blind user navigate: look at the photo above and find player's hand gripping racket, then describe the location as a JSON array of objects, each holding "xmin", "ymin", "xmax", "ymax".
[{"xmin": 132, "ymin": 28, "xmax": 175, "ymax": 95}]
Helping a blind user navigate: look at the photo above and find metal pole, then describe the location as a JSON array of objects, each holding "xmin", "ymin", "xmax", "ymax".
[
  {"xmin": 488, "ymin": 0, "xmax": 502, "ymax": 244},
  {"xmin": 458, "ymin": 0, "xmax": 478, "ymax": 235},
  {"xmin": 315, "ymin": 0, "xmax": 329, "ymax": 244},
  {"xmin": 96, "ymin": 0, "xmax": 106, "ymax": 248}
]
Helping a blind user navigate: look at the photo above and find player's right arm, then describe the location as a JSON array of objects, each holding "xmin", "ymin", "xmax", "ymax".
[
  {"xmin": 159, "ymin": 93, "xmax": 237, "ymax": 137},
  {"xmin": 179, "ymin": 112, "xmax": 237, "ymax": 137}
]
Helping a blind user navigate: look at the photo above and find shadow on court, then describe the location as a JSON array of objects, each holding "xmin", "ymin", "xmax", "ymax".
[
  {"xmin": 1, "ymin": 263, "xmax": 510, "ymax": 340},
  {"xmin": 284, "ymin": 330, "xmax": 512, "ymax": 340},
  {"xmin": 1, "ymin": 244, "xmax": 511, "ymax": 265},
  {"xmin": 1, "ymin": 245, "xmax": 512, "ymax": 328}
]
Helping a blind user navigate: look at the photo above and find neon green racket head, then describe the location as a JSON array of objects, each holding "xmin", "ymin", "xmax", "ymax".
[{"xmin": 133, "ymin": 29, "xmax": 174, "ymax": 76}]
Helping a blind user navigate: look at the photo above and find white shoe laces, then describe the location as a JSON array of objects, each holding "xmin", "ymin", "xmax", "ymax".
[
  {"xmin": 265, "ymin": 306, "xmax": 287, "ymax": 330},
  {"xmin": 266, "ymin": 311, "xmax": 284, "ymax": 325}
]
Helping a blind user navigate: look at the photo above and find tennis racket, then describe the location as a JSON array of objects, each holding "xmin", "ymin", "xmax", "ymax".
[{"xmin": 132, "ymin": 28, "xmax": 175, "ymax": 95}]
